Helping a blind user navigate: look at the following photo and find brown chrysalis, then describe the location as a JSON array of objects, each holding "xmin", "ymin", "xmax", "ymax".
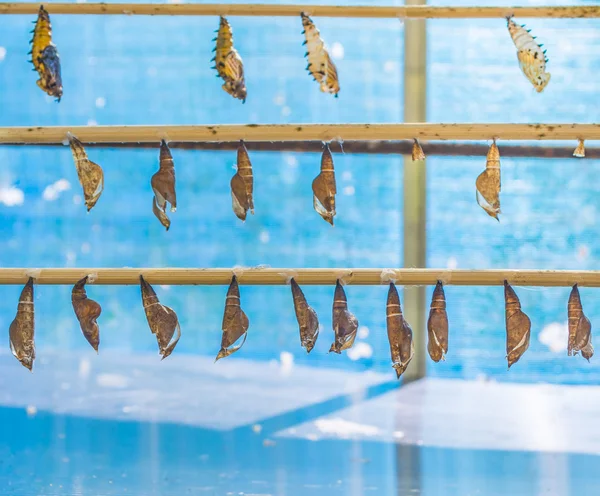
[
  {"xmin": 290, "ymin": 277, "xmax": 319, "ymax": 353},
  {"xmin": 329, "ymin": 280, "xmax": 358, "ymax": 354},
  {"xmin": 312, "ymin": 144, "xmax": 336, "ymax": 225},
  {"xmin": 230, "ymin": 141, "xmax": 254, "ymax": 221},
  {"xmin": 216, "ymin": 275, "xmax": 249, "ymax": 361},
  {"xmin": 151, "ymin": 140, "xmax": 177, "ymax": 230},
  {"xmin": 427, "ymin": 281, "xmax": 448, "ymax": 362},
  {"xmin": 386, "ymin": 282, "xmax": 414, "ymax": 378},
  {"xmin": 301, "ymin": 13, "xmax": 340, "ymax": 97},
  {"xmin": 68, "ymin": 133, "xmax": 104, "ymax": 212},
  {"xmin": 412, "ymin": 139, "xmax": 426, "ymax": 161},
  {"xmin": 72, "ymin": 276, "xmax": 101, "ymax": 352},
  {"xmin": 505, "ymin": 281, "xmax": 531, "ymax": 369},
  {"xmin": 573, "ymin": 139, "xmax": 585, "ymax": 158},
  {"xmin": 9, "ymin": 277, "xmax": 35, "ymax": 371},
  {"xmin": 140, "ymin": 275, "xmax": 181, "ymax": 360},
  {"xmin": 476, "ymin": 140, "xmax": 501, "ymax": 221},
  {"xmin": 567, "ymin": 284, "xmax": 593, "ymax": 361}
]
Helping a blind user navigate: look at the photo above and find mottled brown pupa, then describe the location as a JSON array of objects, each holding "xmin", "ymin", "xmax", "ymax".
[
  {"xmin": 68, "ymin": 133, "xmax": 104, "ymax": 212},
  {"xmin": 140, "ymin": 275, "xmax": 181, "ymax": 360},
  {"xmin": 505, "ymin": 281, "xmax": 531, "ymax": 369},
  {"xmin": 386, "ymin": 282, "xmax": 414, "ymax": 378},
  {"xmin": 573, "ymin": 139, "xmax": 585, "ymax": 158},
  {"xmin": 291, "ymin": 277, "xmax": 319, "ymax": 353},
  {"xmin": 330, "ymin": 280, "xmax": 358, "ymax": 354},
  {"xmin": 151, "ymin": 140, "xmax": 177, "ymax": 230},
  {"xmin": 567, "ymin": 284, "xmax": 593, "ymax": 361},
  {"xmin": 476, "ymin": 140, "xmax": 501, "ymax": 221},
  {"xmin": 312, "ymin": 144, "xmax": 336, "ymax": 225},
  {"xmin": 231, "ymin": 141, "xmax": 254, "ymax": 221},
  {"xmin": 9, "ymin": 277, "xmax": 35, "ymax": 371},
  {"xmin": 427, "ymin": 281, "xmax": 448, "ymax": 362},
  {"xmin": 216, "ymin": 275, "xmax": 249, "ymax": 361},
  {"xmin": 412, "ymin": 139, "xmax": 426, "ymax": 161},
  {"xmin": 72, "ymin": 276, "xmax": 101, "ymax": 352}
]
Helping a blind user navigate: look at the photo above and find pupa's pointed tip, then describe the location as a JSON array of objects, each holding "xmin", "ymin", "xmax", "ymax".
[{"xmin": 395, "ymin": 369, "xmax": 402, "ymax": 379}]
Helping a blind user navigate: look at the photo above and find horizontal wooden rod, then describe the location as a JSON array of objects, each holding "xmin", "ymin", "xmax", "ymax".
[
  {"xmin": 4, "ymin": 268, "xmax": 600, "ymax": 287},
  {"xmin": 1, "ymin": 124, "xmax": 598, "ymax": 144},
  {"xmin": 0, "ymin": 3, "xmax": 598, "ymax": 18}
]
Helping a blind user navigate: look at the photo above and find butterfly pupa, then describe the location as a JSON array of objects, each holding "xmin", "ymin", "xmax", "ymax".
[
  {"xmin": 31, "ymin": 5, "xmax": 62, "ymax": 100},
  {"xmin": 427, "ymin": 281, "xmax": 448, "ymax": 362},
  {"xmin": 67, "ymin": 133, "xmax": 104, "ymax": 212},
  {"xmin": 506, "ymin": 16, "xmax": 550, "ymax": 93},
  {"xmin": 213, "ymin": 16, "xmax": 247, "ymax": 102},
  {"xmin": 301, "ymin": 13, "xmax": 340, "ymax": 97},
  {"xmin": 290, "ymin": 278, "xmax": 319, "ymax": 353},
  {"xmin": 312, "ymin": 144, "xmax": 336, "ymax": 225},
  {"xmin": 386, "ymin": 282, "xmax": 414, "ymax": 378},
  {"xmin": 476, "ymin": 140, "xmax": 501, "ymax": 221},
  {"xmin": 9, "ymin": 277, "xmax": 35, "ymax": 371},
  {"xmin": 330, "ymin": 280, "xmax": 358, "ymax": 354},
  {"xmin": 72, "ymin": 276, "xmax": 102, "ymax": 352},
  {"xmin": 216, "ymin": 275, "xmax": 249, "ymax": 361},
  {"xmin": 140, "ymin": 275, "xmax": 181, "ymax": 360},
  {"xmin": 151, "ymin": 140, "xmax": 177, "ymax": 230},
  {"xmin": 412, "ymin": 139, "xmax": 426, "ymax": 161},
  {"xmin": 505, "ymin": 281, "xmax": 531, "ymax": 369},
  {"xmin": 567, "ymin": 284, "xmax": 593, "ymax": 361},
  {"xmin": 573, "ymin": 139, "xmax": 585, "ymax": 158},
  {"xmin": 230, "ymin": 141, "xmax": 254, "ymax": 221}
]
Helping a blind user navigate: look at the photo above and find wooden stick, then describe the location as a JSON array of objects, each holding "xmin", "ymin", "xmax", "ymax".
[
  {"xmin": 0, "ymin": 3, "xmax": 598, "ymax": 18},
  {"xmin": 6, "ymin": 268, "xmax": 600, "ymax": 286},
  {"xmin": 1, "ymin": 124, "xmax": 599, "ymax": 144}
]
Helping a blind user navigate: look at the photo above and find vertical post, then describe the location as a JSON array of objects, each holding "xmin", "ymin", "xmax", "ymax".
[{"xmin": 402, "ymin": 0, "xmax": 427, "ymax": 382}]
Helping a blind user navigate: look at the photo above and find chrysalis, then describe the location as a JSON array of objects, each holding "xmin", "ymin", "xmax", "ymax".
[
  {"xmin": 151, "ymin": 140, "xmax": 177, "ymax": 230},
  {"xmin": 573, "ymin": 139, "xmax": 585, "ymax": 158},
  {"xmin": 9, "ymin": 277, "xmax": 35, "ymax": 371},
  {"xmin": 476, "ymin": 140, "xmax": 501, "ymax": 221},
  {"xmin": 216, "ymin": 275, "xmax": 249, "ymax": 361},
  {"xmin": 427, "ymin": 281, "xmax": 448, "ymax": 362},
  {"xmin": 68, "ymin": 133, "xmax": 104, "ymax": 212},
  {"xmin": 329, "ymin": 280, "xmax": 358, "ymax": 354},
  {"xmin": 72, "ymin": 276, "xmax": 101, "ymax": 352},
  {"xmin": 567, "ymin": 284, "xmax": 593, "ymax": 361},
  {"xmin": 140, "ymin": 275, "xmax": 181, "ymax": 360},
  {"xmin": 30, "ymin": 5, "xmax": 62, "ymax": 100},
  {"xmin": 505, "ymin": 281, "xmax": 531, "ymax": 369},
  {"xmin": 230, "ymin": 140, "xmax": 254, "ymax": 221},
  {"xmin": 506, "ymin": 16, "xmax": 550, "ymax": 93},
  {"xmin": 386, "ymin": 282, "xmax": 414, "ymax": 378},
  {"xmin": 301, "ymin": 13, "xmax": 340, "ymax": 97},
  {"xmin": 290, "ymin": 277, "xmax": 319, "ymax": 353},
  {"xmin": 312, "ymin": 144, "xmax": 336, "ymax": 225},
  {"xmin": 213, "ymin": 16, "xmax": 247, "ymax": 102},
  {"xmin": 412, "ymin": 139, "xmax": 426, "ymax": 161}
]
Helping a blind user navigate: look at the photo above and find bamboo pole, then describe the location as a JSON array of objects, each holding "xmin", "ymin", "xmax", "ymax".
[
  {"xmin": 0, "ymin": 3, "xmax": 598, "ymax": 18},
  {"xmin": 1, "ymin": 124, "xmax": 599, "ymax": 144},
  {"xmin": 4, "ymin": 268, "xmax": 600, "ymax": 286}
]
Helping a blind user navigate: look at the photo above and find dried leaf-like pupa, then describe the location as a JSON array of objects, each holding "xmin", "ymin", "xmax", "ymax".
[
  {"xmin": 151, "ymin": 140, "xmax": 177, "ymax": 230},
  {"xmin": 427, "ymin": 281, "xmax": 448, "ymax": 362},
  {"xmin": 140, "ymin": 275, "xmax": 181, "ymax": 360},
  {"xmin": 213, "ymin": 16, "xmax": 247, "ymax": 102},
  {"xmin": 68, "ymin": 133, "xmax": 104, "ymax": 212},
  {"xmin": 506, "ymin": 16, "xmax": 550, "ymax": 93},
  {"xmin": 230, "ymin": 141, "xmax": 254, "ymax": 221},
  {"xmin": 30, "ymin": 5, "xmax": 62, "ymax": 100},
  {"xmin": 301, "ymin": 13, "xmax": 340, "ymax": 97},
  {"xmin": 216, "ymin": 275, "xmax": 249, "ymax": 361},
  {"xmin": 412, "ymin": 139, "xmax": 426, "ymax": 161},
  {"xmin": 386, "ymin": 282, "xmax": 414, "ymax": 378},
  {"xmin": 505, "ymin": 281, "xmax": 531, "ymax": 369},
  {"xmin": 72, "ymin": 276, "xmax": 101, "ymax": 352},
  {"xmin": 291, "ymin": 278, "xmax": 319, "ymax": 353},
  {"xmin": 330, "ymin": 280, "xmax": 358, "ymax": 354},
  {"xmin": 567, "ymin": 284, "xmax": 593, "ymax": 361},
  {"xmin": 573, "ymin": 139, "xmax": 585, "ymax": 158},
  {"xmin": 9, "ymin": 278, "xmax": 35, "ymax": 371},
  {"xmin": 312, "ymin": 144, "xmax": 336, "ymax": 225},
  {"xmin": 476, "ymin": 140, "xmax": 501, "ymax": 221}
]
